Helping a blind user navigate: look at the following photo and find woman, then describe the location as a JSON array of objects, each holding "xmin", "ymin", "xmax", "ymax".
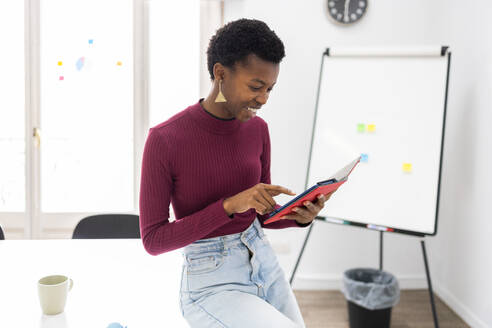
[{"xmin": 139, "ymin": 18, "xmax": 332, "ymax": 328}]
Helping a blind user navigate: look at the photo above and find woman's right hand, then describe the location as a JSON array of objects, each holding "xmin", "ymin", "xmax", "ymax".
[{"xmin": 223, "ymin": 183, "xmax": 296, "ymax": 216}]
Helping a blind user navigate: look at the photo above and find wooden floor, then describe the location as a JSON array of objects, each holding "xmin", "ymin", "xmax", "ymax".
[{"xmin": 294, "ymin": 290, "xmax": 469, "ymax": 328}]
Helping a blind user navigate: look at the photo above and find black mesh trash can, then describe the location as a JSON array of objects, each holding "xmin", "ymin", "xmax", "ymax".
[{"xmin": 342, "ymin": 268, "xmax": 400, "ymax": 328}]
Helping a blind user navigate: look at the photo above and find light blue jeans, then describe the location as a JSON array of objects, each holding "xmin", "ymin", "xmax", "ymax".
[{"xmin": 179, "ymin": 219, "xmax": 305, "ymax": 328}]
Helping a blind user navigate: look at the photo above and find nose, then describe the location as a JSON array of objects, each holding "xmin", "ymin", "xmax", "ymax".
[{"xmin": 255, "ymin": 92, "xmax": 269, "ymax": 105}]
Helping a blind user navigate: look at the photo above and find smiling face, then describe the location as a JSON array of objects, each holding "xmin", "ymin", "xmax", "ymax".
[{"xmin": 215, "ymin": 54, "xmax": 279, "ymax": 122}]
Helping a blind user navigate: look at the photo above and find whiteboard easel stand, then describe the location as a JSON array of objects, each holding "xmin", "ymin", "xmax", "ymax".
[
  {"xmin": 290, "ymin": 221, "xmax": 440, "ymax": 327},
  {"xmin": 289, "ymin": 47, "xmax": 452, "ymax": 328}
]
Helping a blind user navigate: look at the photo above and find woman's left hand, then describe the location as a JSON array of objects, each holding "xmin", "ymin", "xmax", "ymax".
[{"xmin": 281, "ymin": 191, "xmax": 335, "ymax": 225}]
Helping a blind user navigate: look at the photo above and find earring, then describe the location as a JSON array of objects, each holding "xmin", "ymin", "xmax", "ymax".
[{"xmin": 215, "ymin": 80, "xmax": 227, "ymax": 103}]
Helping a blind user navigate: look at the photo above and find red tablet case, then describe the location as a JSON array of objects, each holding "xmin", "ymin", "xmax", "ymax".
[
  {"xmin": 264, "ymin": 156, "xmax": 361, "ymax": 225},
  {"xmin": 263, "ymin": 180, "xmax": 347, "ymax": 225}
]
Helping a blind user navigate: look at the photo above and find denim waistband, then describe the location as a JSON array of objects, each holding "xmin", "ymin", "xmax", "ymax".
[{"xmin": 182, "ymin": 218, "xmax": 265, "ymax": 255}]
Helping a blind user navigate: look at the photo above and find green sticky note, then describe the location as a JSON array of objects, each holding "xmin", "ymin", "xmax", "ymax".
[{"xmin": 357, "ymin": 123, "xmax": 365, "ymax": 132}]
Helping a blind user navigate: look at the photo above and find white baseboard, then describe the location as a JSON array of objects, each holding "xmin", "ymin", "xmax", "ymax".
[
  {"xmin": 434, "ymin": 282, "xmax": 489, "ymax": 328},
  {"xmin": 291, "ymin": 273, "xmax": 427, "ymax": 290}
]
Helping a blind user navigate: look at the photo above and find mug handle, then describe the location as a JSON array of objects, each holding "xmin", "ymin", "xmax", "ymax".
[{"xmin": 69, "ymin": 278, "xmax": 73, "ymax": 291}]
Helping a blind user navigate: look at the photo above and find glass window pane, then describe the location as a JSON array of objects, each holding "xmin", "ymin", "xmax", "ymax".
[
  {"xmin": 40, "ymin": 0, "xmax": 133, "ymax": 212},
  {"xmin": 149, "ymin": 0, "xmax": 200, "ymax": 126},
  {"xmin": 0, "ymin": 0, "xmax": 25, "ymax": 212}
]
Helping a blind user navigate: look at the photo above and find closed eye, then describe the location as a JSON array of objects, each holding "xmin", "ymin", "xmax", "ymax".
[{"xmin": 249, "ymin": 86, "xmax": 262, "ymax": 91}]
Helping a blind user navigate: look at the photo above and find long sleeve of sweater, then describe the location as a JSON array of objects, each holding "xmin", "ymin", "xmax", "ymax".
[{"xmin": 139, "ymin": 129, "xmax": 234, "ymax": 255}]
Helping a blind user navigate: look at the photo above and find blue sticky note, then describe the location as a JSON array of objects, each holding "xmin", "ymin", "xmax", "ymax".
[
  {"xmin": 75, "ymin": 57, "xmax": 85, "ymax": 71},
  {"xmin": 361, "ymin": 153, "xmax": 368, "ymax": 162},
  {"xmin": 107, "ymin": 323, "xmax": 126, "ymax": 328},
  {"xmin": 89, "ymin": 39, "xmax": 94, "ymax": 44}
]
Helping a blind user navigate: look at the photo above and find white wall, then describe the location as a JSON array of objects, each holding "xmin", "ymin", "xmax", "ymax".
[
  {"xmin": 426, "ymin": 2, "xmax": 492, "ymax": 327},
  {"xmin": 224, "ymin": 1, "xmax": 491, "ymax": 327}
]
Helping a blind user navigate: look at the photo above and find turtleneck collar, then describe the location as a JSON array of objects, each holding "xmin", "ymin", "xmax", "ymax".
[{"xmin": 188, "ymin": 99, "xmax": 241, "ymax": 135}]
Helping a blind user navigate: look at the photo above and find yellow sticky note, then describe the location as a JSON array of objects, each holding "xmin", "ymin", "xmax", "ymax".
[
  {"xmin": 367, "ymin": 124, "xmax": 376, "ymax": 132},
  {"xmin": 402, "ymin": 163, "xmax": 412, "ymax": 172},
  {"xmin": 58, "ymin": 61, "xmax": 63, "ymax": 66},
  {"xmin": 117, "ymin": 61, "xmax": 122, "ymax": 66}
]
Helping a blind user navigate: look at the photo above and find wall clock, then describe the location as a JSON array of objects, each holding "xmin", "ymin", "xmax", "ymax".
[{"xmin": 327, "ymin": 0, "xmax": 368, "ymax": 25}]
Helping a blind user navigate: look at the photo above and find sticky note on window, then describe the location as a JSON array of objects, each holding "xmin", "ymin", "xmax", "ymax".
[
  {"xmin": 402, "ymin": 163, "xmax": 412, "ymax": 172},
  {"xmin": 58, "ymin": 61, "xmax": 63, "ymax": 66},
  {"xmin": 357, "ymin": 123, "xmax": 365, "ymax": 132},
  {"xmin": 107, "ymin": 323, "xmax": 124, "ymax": 328},
  {"xmin": 367, "ymin": 124, "xmax": 376, "ymax": 132},
  {"xmin": 361, "ymin": 153, "xmax": 368, "ymax": 162},
  {"xmin": 76, "ymin": 57, "xmax": 85, "ymax": 71}
]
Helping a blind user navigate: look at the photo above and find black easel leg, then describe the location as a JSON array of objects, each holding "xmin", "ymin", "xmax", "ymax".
[
  {"xmin": 379, "ymin": 231, "xmax": 383, "ymax": 271},
  {"xmin": 421, "ymin": 239, "xmax": 439, "ymax": 328},
  {"xmin": 289, "ymin": 221, "xmax": 315, "ymax": 285}
]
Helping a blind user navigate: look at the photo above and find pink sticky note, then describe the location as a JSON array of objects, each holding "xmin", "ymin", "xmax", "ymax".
[{"xmin": 59, "ymin": 76, "xmax": 64, "ymax": 81}]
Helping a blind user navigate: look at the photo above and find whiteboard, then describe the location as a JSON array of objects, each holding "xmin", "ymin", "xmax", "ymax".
[{"xmin": 307, "ymin": 46, "xmax": 450, "ymax": 236}]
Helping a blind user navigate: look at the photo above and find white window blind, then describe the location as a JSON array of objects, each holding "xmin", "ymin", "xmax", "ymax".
[
  {"xmin": 40, "ymin": 0, "xmax": 134, "ymax": 213},
  {"xmin": 0, "ymin": 0, "xmax": 25, "ymax": 212}
]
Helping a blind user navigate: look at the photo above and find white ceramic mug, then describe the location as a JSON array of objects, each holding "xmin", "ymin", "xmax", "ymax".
[{"xmin": 38, "ymin": 275, "xmax": 73, "ymax": 315}]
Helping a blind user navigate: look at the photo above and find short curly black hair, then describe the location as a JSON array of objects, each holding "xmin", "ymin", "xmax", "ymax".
[{"xmin": 207, "ymin": 18, "xmax": 285, "ymax": 81}]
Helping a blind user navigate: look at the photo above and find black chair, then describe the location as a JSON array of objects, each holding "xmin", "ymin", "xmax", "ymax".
[
  {"xmin": 72, "ymin": 214, "xmax": 140, "ymax": 239},
  {"xmin": 0, "ymin": 225, "xmax": 4, "ymax": 240}
]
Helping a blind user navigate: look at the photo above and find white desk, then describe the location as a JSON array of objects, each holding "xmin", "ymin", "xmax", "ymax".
[{"xmin": 0, "ymin": 239, "xmax": 189, "ymax": 328}]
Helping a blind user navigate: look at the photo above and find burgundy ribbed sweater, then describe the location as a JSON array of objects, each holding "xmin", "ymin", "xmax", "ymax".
[{"xmin": 139, "ymin": 100, "xmax": 309, "ymax": 256}]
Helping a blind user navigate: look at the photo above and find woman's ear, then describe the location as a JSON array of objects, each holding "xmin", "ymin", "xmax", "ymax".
[{"xmin": 213, "ymin": 62, "xmax": 225, "ymax": 81}]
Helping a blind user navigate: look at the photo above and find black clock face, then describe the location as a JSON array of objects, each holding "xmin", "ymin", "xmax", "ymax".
[{"xmin": 327, "ymin": 0, "xmax": 368, "ymax": 24}]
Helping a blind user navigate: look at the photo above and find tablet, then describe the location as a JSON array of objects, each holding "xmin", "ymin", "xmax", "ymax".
[{"xmin": 264, "ymin": 156, "xmax": 361, "ymax": 225}]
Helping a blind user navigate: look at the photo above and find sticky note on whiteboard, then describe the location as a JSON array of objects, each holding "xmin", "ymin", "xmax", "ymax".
[
  {"xmin": 402, "ymin": 163, "xmax": 412, "ymax": 172},
  {"xmin": 361, "ymin": 153, "xmax": 369, "ymax": 162},
  {"xmin": 357, "ymin": 123, "xmax": 365, "ymax": 132},
  {"xmin": 367, "ymin": 124, "xmax": 376, "ymax": 132}
]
